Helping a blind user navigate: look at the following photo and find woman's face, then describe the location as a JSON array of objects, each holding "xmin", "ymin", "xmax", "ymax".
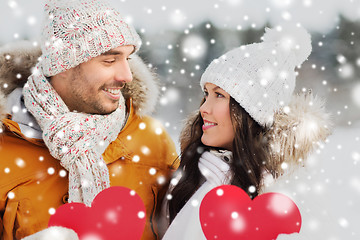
[{"xmin": 200, "ymin": 83, "xmax": 235, "ymax": 151}]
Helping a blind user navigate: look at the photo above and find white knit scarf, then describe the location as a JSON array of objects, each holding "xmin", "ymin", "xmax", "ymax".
[
  {"xmin": 23, "ymin": 66, "xmax": 126, "ymax": 206},
  {"xmin": 162, "ymin": 151, "xmax": 233, "ymax": 240}
]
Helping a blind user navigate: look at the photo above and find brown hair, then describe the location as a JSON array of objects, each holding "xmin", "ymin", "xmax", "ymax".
[{"xmin": 168, "ymin": 97, "xmax": 270, "ymax": 222}]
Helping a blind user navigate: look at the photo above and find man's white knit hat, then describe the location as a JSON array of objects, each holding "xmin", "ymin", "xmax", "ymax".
[
  {"xmin": 200, "ymin": 25, "xmax": 312, "ymax": 127},
  {"xmin": 39, "ymin": 0, "xmax": 142, "ymax": 77}
]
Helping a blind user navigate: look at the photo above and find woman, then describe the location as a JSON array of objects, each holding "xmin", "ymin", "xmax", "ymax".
[{"xmin": 159, "ymin": 25, "xmax": 332, "ymax": 239}]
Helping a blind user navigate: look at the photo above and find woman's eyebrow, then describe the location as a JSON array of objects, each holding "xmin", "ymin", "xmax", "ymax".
[{"xmin": 204, "ymin": 85, "xmax": 221, "ymax": 92}]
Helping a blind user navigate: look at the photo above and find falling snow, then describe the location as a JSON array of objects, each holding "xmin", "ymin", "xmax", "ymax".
[{"xmin": 1, "ymin": 0, "xmax": 360, "ymax": 239}]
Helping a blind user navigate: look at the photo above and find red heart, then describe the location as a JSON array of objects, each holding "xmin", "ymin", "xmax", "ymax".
[
  {"xmin": 48, "ymin": 186, "xmax": 146, "ymax": 240},
  {"xmin": 199, "ymin": 185, "xmax": 301, "ymax": 240}
]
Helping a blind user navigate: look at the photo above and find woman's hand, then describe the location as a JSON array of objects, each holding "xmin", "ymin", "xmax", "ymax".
[
  {"xmin": 277, "ymin": 233, "xmax": 305, "ymax": 240},
  {"xmin": 21, "ymin": 226, "xmax": 79, "ymax": 240}
]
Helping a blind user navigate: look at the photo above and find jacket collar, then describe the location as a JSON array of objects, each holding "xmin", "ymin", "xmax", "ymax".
[
  {"xmin": 2, "ymin": 116, "xmax": 45, "ymax": 147},
  {"xmin": 6, "ymin": 88, "xmax": 42, "ymax": 139}
]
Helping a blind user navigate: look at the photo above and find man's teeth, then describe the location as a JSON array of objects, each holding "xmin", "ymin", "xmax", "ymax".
[
  {"xmin": 204, "ymin": 122, "xmax": 216, "ymax": 126},
  {"xmin": 104, "ymin": 88, "xmax": 121, "ymax": 95}
]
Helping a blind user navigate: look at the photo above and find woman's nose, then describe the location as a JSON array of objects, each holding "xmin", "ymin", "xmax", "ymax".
[{"xmin": 200, "ymin": 98, "xmax": 211, "ymax": 115}]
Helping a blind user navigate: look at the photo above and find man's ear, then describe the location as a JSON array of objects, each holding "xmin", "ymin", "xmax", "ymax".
[
  {"xmin": 50, "ymin": 66, "xmax": 76, "ymax": 82},
  {"xmin": 51, "ymin": 70, "xmax": 69, "ymax": 81},
  {"xmin": 49, "ymin": 70, "xmax": 70, "ymax": 91}
]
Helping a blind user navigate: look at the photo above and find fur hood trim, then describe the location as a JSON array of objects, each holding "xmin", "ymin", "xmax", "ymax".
[
  {"xmin": 0, "ymin": 40, "xmax": 159, "ymax": 123},
  {"xmin": 179, "ymin": 110, "xmax": 200, "ymax": 153},
  {"xmin": 124, "ymin": 54, "xmax": 159, "ymax": 116},
  {"xmin": 178, "ymin": 92, "xmax": 332, "ymax": 175},
  {"xmin": 0, "ymin": 91, "xmax": 5, "ymax": 124},
  {"xmin": 266, "ymin": 91, "xmax": 333, "ymax": 175}
]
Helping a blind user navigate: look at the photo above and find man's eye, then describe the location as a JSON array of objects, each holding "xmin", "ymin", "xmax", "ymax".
[
  {"xmin": 104, "ymin": 59, "xmax": 116, "ymax": 63},
  {"xmin": 127, "ymin": 57, "xmax": 132, "ymax": 61},
  {"xmin": 203, "ymin": 91, "xmax": 208, "ymax": 97}
]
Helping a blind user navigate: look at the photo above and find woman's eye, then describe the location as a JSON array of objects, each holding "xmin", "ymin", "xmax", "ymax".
[
  {"xmin": 203, "ymin": 91, "xmax": 208, "ymax": 97},
  {"xmin": 126, "ymin": 57, "xmax": 132, "ymax": 61},
  {"xmin": 216, "ymin": 92, "xmax": 224, "ymax": 98}
]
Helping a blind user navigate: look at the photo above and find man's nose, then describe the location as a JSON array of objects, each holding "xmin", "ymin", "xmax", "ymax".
[{"xmin": 114, "ymin": 61, "xmax": 133, "ymax": 84}]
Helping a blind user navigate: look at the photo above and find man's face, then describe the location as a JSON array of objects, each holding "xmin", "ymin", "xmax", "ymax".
[{"xmin": 52, "ymin": 45, "xmax": 134, "ymax": 114}]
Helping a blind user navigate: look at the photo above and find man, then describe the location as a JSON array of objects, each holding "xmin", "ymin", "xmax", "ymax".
[{"xmin": 0, "ymin": 0, "xmax": 178, "ymax": 239}]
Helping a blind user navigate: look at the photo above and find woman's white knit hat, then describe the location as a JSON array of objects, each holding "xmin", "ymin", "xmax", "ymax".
[
  {"xmin": 39, "ymin": 0, "xmax": 141, "ymax": 77},
  {"xmin": 200, "ymin": 25, "xmax": 312, "ymax": 127}
]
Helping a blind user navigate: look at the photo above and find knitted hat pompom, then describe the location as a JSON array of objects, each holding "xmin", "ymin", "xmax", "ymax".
[{"xmin": 262, "ymin": 25, "xmax": 312, "ymax": 66}]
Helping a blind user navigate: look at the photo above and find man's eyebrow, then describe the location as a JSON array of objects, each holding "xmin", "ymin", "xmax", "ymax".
[
  {"xmin": 101, "ymin": 50, "xmax": 124, "ymax": 56},
  {"xmin": 101, "ymin": 47, "xmax": 136, "ymax": 56}
]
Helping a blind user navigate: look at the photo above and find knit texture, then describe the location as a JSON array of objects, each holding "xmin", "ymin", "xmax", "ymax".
[
  {"xmin": 23, "ymin": 64, "xmax": 126, "ymax": 206},
  {"xmin": 200, "ymin": 25, "xmax": 312, "ymax": 127},
  {"xmin": 40, "ymin": 0, "xmax": 141, "ymax": 77}
]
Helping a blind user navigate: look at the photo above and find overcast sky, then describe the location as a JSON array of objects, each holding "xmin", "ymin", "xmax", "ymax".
[{"xmin": 0, "ymin": 0, "xmax": 359, "ymax": 44}]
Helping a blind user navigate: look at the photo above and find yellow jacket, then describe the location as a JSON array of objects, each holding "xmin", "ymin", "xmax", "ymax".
[
  {"xmin": 0, "ymin": 99, "xmax": 178, "ymax": 240},
  {"xmin": 0, "ymin": 43, "xmax": 178, "ymax": 240}
]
